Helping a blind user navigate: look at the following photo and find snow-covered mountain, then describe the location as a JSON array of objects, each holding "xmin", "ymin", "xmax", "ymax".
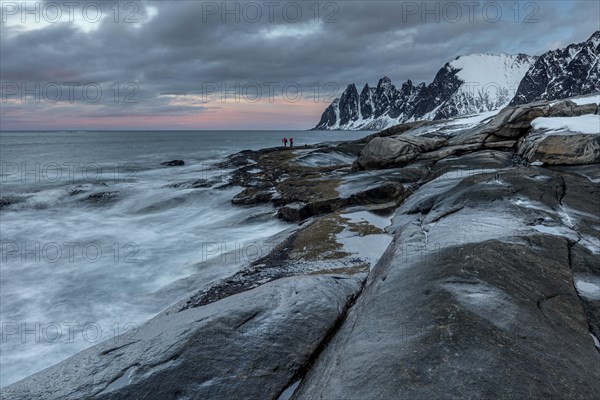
[
  {"xmin": 426, "ymin": 53, "xmax": 534, "ymax": 118},
  {"xmin": 510, "ymin": 31, "xmax": 600, "ymax": 105},
  {"xmin": 314, "ymin": 53, "xmax": 534, "ymax": 130},
  {"xmin": 316, "ymin": 78, "xmax": 426, "ymax": 130},
  {"xmin": 315, "ymin": 32, "xmax": 599, "ymax": 130}
]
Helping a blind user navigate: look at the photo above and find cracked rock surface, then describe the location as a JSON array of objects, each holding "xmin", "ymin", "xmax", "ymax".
[
  {"xmin": 3, "ymin": 97, "xmax": 598, "ymax": 400},
  {"xmin": 294, "ymin": 160, "xmax": 600, "ymax": 400},
  {"xmin": 1, "ymin": 276, "xmax": 363, "ymax": 400}
]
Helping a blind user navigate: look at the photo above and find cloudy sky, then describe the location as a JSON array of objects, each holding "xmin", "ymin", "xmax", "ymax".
[{"xmin": 1, "ymin": 0, "xmax": 598, "ymax": 130}]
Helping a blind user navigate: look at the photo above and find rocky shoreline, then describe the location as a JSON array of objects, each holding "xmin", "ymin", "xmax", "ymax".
[{"xmin": 3, "ymin": 96, "xmax": 599, "ymax": 399}]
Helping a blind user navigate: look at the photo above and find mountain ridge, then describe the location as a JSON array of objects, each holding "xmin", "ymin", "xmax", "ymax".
[
  {"xmin": 314, "ymin": 31, "xmax": 599, "ymax": 130},
  {"xmin": 510, "ymin": 30, "xmax": 600, "ymax": 105}
]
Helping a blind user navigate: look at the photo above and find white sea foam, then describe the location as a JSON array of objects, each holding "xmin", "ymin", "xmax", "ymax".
[{"xmin": 1, "ymin": 130, "xmax": 365, "ymax": 386}]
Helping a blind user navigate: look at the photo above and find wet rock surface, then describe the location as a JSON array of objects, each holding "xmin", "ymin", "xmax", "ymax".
[
  {"xmin": 275, "ymin": 179, "xmax": 405, "ymax": 222},
  {"xmin": 67, "ymin": 182, "xmax": 108, "ymax": 196},
  {"xmin": 294, "ymin": 162, "xmax": 600, "ymax": 400},
  {"xmin": 221, "ymin": 143, "xmax": 410, "ymax": 222},
  {"xmin": 163, "ymin": 179, "xmax": 213, "ymax": 189},
  {"xmin": 1, "ymin": 276, "xmax": 363, "ymax": 400},
  {"xmin": 0, "ymin": 196, "xmax": 15, "ymax": 208},
  {"xmin": 161, "ymin": 159, "xmax": 185, "ymax": 166},
  {"xmin": 357, "ymin": 135, "xmax": 447, "ymax": 169},
  {"xmin": 519, "ymin": 131, "xmax": 600, "ymax": 165},
  {"xmin": 5, "ymin": 96, "xmax": 599, "ymax": 399},
  {"xmin": 80, "ymin": 191, "xmax": 120, "ymax": 203},
  {"xmin": 231, "ymin": 186, "xmax": 274, "ymax": 205},
  {"xmin": 169, "ymin": 206, "xmax": 393, "ymax": 312}
]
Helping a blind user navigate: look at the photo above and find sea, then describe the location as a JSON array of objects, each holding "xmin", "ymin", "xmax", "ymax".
[{"xmin": 0, "ymin": 129, "xmax": 373, "ymax": 387}]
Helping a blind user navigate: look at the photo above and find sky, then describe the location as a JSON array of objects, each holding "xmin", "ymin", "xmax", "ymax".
[{"xmin": 1, "ymin": 0, "xmax": 599, "ymax": 130}]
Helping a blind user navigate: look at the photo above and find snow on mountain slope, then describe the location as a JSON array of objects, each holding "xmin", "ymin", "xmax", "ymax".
[
  {"xmin": 418, "ymin": 53, "xmax": 534, "ymax": 121},
  {"xmin": 314, "ymin": 53, "xmax": 534, "ymax": 130},
  {"xmin": 448, "ymin": 53, "xmax": 532, "ymax": 111},
  {"xmin": 453, "ymin": 53, "xmax": 532, "ymax": 92},
  {"xmin": 315, "ymin": 32, "xmax": 599, "ymax": 130},
  {"xmin": 510, "ymin": 31, "xmax": 600, "ymax": 105}
]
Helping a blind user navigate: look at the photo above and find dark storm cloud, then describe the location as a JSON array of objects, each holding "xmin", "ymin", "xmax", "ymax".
[{"xmin": 1, "ymin": 0, "xmax": 599, "ymax": 129}]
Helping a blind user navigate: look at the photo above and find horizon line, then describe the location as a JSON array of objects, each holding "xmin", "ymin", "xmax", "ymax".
[{"xmin": 0, "ymin": 129, "xmax": 324, "ymax": 132}]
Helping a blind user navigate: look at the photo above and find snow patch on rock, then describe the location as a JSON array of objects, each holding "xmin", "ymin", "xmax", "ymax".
[
  {"xmin": 531, "ymin": 115, "xmax": 600, "ymax": 135},
  {"xmin": 574, "ymin": 273, "xmax": 600, "ymax": 301}
]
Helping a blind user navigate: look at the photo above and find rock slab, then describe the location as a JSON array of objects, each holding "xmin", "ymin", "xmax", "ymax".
[{"xmin": 2, "ymin": 275, "xmax": 363, "ymax": 400}]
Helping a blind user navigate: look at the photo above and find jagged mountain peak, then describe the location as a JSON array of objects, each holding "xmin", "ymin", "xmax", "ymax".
[
  {"xmin": 510, "ymin": 31, "xmax": 599, "ymax": 105},
  {"xmin": 583, "ymin": 29, "xmax": 599, "ymax": 48},
  {"xmin": 377, "ymin": 76, "xmax": 393, "ymax": 89},
  {"xmin": 401, "ymin": 80, "xmax": 414, "ymax": 94},
  {"xmin": 454, "ymin": 51, "xmax": 528, "ymax": 59},
  {"xmin": 315, "ymin": 53, "xmax": 534, "ymax": 130},
  {"xmin": 314, "ymin": 31, "xmax": 598, "ymax": 130}
]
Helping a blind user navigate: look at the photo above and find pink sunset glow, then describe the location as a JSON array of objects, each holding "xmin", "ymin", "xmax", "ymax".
[{"xmin": 0, "ymin": 98, "xmax": 329, "ymax": 131}]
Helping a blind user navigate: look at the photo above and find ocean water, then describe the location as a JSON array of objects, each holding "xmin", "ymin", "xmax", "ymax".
[{"xmin": 0, "ymin": 130, "xmax": 372, "ymax": 387}]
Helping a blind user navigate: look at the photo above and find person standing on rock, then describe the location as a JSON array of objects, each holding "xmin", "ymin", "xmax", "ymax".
[
  {"xmin": 289, "ymin": 137, "xmax": 294, "ymax": 147},
  {"xmin": 282, "ymin": 137, "xmax": 288, "ymax": 147}
]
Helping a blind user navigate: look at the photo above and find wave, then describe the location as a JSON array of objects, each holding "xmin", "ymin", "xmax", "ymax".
[{"xmin": 0, "ymin": 155, "xmax": 289, "ymax": 386}]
